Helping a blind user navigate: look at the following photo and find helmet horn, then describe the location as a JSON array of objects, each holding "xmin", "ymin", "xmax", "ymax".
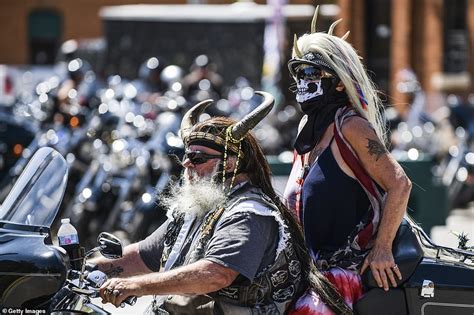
[
  {"xmin": 311, "ymin": 5, "xmax": 320, "ymax": 33},
  {"xmin": 328, "ymin": 18, "xmax": 343, "ymax": 35},
  {"xmin": 230, "ymin": 91, "xmax": 274, "ymax": 142},
  {"xmin": 341, "ymin": 30, "xmax": 350, "ymax": 40},
  {"xmin": 179, "ymin": 99, "xmax": 214, "ymax": 139},
  {"xmin": 293, "ymin": 34, "xmax": 303, "ymax": 58}
]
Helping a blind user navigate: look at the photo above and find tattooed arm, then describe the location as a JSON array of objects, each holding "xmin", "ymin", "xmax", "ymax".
[
  {"xmin": 89, "ymin": 219, "xmax": 169, "ymax": 277},
  {"xmin": 340, "ymin": 116, "xmax": 412, "ymax": 291},
  {"xmin": 89, "ymin": 243, "xmax": 152, "ymax": 278},
  {"xmin": 100, "ymin": 259, "xmax": 239, "ymax": 307}
]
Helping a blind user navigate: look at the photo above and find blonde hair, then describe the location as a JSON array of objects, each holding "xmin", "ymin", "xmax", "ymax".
[{"xmin": 293, "ymin": 32, "xmax": 387, "ymax": 145}]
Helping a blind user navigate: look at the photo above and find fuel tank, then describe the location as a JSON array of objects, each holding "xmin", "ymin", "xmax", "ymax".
[{"xmin": 0, "ymin": 222, "xmax": 68, "ymax": 308}]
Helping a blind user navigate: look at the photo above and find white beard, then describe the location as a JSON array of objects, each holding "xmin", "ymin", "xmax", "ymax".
[
  {"xmin": 159, "ymin": 166, "xmax": 227, "ymax": 219},
  {"xmin": 296, "ymin": 78, "xmax": 323, "ymax": 103}
]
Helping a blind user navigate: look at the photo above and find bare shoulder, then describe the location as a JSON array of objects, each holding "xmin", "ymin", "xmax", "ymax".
[
  {"xmin": 340, "ymin": 115, "xmax": 377, "ymax": 140},
  {"xmin": 340, "ymin": 115, "xmax": 387, "ymax": 161}
]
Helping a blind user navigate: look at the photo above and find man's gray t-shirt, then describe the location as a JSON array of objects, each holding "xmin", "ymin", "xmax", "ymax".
[{"xmin": 138, "ymin": 207, "xmax": 279, "ymax": 281}]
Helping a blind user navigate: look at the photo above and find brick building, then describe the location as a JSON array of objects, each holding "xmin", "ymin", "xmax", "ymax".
[
  {"xmin": 0, "ymin": 0, "xmax": 472, "ymax": 106},
  {"xmin": 338, "ymin": 0, "xmax": 474, "ymax": 115}
]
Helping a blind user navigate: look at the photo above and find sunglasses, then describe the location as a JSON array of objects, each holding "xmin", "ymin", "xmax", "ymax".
[
  {"xmin": 295, "ymin": 65, "xmax": 333, "ymax": 81},
  {"xmin": 184, "ymin": 151, "xmax": 222, "ymax": 165}
]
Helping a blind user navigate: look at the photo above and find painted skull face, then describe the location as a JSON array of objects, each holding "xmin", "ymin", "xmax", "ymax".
[{"xmin": 295, "ymin": 65, "xmax": 325, "ymax": 103}]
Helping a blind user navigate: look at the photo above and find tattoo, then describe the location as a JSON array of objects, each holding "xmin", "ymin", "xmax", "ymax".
[
  {"xmin": 366, "ymin": 138, "xmax": 387, "ymax": 161},
  {"xmin": 104, "ymin": 263, "xmax": 124, "ymax": 277}
]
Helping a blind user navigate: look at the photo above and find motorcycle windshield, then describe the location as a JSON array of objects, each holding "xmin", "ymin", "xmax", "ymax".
[{"xmin": 0, "ymin": 147, "xmax": 68, "ymax": 228}]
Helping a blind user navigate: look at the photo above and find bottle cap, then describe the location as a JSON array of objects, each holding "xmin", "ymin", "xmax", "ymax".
[{"xmin": 61, "ymin": 218, "xmax": 71, "ymax": 224}]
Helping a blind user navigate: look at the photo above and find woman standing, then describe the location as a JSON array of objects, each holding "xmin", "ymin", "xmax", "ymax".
[{"xmin": 283, "ymin": 7, "xmax": 412, "ymax": 312}]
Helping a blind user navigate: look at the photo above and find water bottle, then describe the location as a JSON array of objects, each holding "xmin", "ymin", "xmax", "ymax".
[{"xmin": 58, "ymin": 218, "xmax": 82, "ymax": 270}]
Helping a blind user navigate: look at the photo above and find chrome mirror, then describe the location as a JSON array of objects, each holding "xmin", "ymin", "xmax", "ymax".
[{"xmin": 97, "ymin": 232, "xmax": 122, "ymax": 259}]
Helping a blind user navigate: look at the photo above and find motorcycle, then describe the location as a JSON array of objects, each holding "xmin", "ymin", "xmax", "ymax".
[
  {"xmin": 0, "ymin": 147, "xmax": 135, "ymax": 312},
  {"xmin": 354, "ymin": 217, "xmax": 474, "ymax": 315},
  {"xmin": 63, "ymin": 80, "xmax": 185, "ymax": 246},
  {"xmin": 440, "ymin": 98, "xmax": 474, "ymax": 209}
]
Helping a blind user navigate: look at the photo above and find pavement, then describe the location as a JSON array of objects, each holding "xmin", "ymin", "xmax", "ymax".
[
  {"xmin": 431, "ymin": 206, "xmax": 474, "ymax": 248},
  {"xmin": 91, "ymin": 176, "xmax": 474, "ymax": 314}
]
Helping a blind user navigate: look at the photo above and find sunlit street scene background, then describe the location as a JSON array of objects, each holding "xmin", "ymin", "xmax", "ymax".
[{"xmin": 0, "ymin": 0, "xmax": 473, "ymax": 312}]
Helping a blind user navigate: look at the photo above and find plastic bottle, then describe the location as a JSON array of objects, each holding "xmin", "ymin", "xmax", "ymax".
[{"xmin": 58, "ymin": 218, "xmax": 82, "ymax": 270}]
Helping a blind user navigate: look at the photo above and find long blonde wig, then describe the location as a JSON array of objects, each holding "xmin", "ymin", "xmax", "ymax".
[{"xmin": 292, "ymin": 12, "xmax": 387, "ymax": 145}]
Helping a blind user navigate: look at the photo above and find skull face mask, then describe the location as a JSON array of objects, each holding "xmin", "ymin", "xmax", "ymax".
[
  {"xmin": 296, "ymin": 78, "xmax": 323, "ymax": 103},
  {"xmin": 294, "ymin": 65, "xmax": 331, "ymax": 105},
  {"xmin": 292, "ymin": 65, "xmax": 341, "ymax": 116},
  {"xmin": 291, "ymin": 64, "xmax": 349, "ymax": 154},
  {"xmin": 295, "ymin": 64, "xmax": 333, "ymax": 104}
]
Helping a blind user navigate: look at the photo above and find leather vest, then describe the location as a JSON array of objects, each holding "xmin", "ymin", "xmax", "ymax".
[{"xmin": 148, "ymin": 186, "xmax": 303, "ymax": 314}]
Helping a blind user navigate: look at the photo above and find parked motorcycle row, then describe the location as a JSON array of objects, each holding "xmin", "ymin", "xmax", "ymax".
[
  {"xmin": 0, "ymin": 65, "xmax": 172, "ymax": 247},
  {"xmin": 0, "ymin": 59, "xmax": 300, "ymax": 250},
  {"xmin": 388, "ymin": 92, "xmax": 474, "ymax": 210}
]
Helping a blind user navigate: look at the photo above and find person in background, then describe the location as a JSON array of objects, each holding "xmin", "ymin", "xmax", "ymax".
[
  {"xmin": 283, "ymin": 6, "xmax": 412, "ymax": 312},
  {"xmin": 57, "ymin": 58, "xmax": 91, "ymax": 107},
  {"xmin": 134, "ymin": 57, "xmax": 167, "ymax": 104},
  {"xmin": 387, "ymin": 68, "xmax": 461, "ymax": 164},
  {"xmin": 182, "ymin": 54, "xmax": 223, "ymax": 101},
  {"xmin": 387, "ymin": 68, "xmax": 433, "ymax": 152},
  {"xmin": 55, "ymin": 58, "xmax": 100, "ymax": 128}
]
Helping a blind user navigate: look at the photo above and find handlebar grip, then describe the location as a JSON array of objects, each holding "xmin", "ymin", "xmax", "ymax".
[{"xmin": 120, "ymin": 296, "xmax": 137, "ymax": 307}]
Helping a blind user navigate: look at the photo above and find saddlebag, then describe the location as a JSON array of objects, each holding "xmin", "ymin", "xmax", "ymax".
[
  {"xmin": 404, "ymin": 258, "xmax": 474, "ymax": 315},
  {"xmin": 354, "ymin": 288, "xmax": 408, "ymax": 315}
]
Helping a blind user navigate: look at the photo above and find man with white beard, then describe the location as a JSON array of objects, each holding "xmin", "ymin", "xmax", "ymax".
[{"xmin": 95, "ymin": 92, "xmax": 350, "ymax": 314}]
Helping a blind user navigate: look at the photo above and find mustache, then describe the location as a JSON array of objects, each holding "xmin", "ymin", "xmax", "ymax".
[
  {"xmin": 169, "ymin": 153, "xmax": 184, "ymax": 168},
  {"xmin": 159, "ymin": 166, "xmax": 227, "ymax": 218}
]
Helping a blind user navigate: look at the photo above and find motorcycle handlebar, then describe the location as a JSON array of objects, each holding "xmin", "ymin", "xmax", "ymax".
[
  {"xmin": 86, "ymin": 270, "xmax": 138, "ymax": 307},
  {"xmin": 413, "ymin": 223, "xmax": 474, "ymax": 259},
  {"xmin": 121, "ymin": 295, "xmax": 138, "ymax": 307},
  {"xmin": 69, "ymin": 282, "xmax": 137, "ymax": 308}
]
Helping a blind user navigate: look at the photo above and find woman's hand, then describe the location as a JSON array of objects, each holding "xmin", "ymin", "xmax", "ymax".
[{"xmin": 361, "ymin": 245, "xmax": 402, "ymax": 291}]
